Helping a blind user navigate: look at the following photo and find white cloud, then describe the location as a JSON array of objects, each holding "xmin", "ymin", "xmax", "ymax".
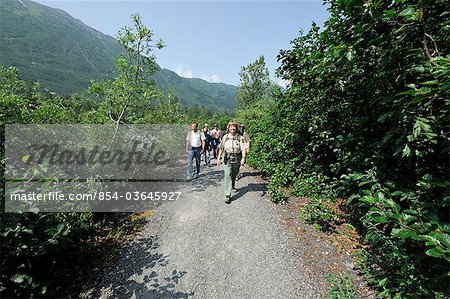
[
  {"xmin": 274, "ymin": 77, "xmax": 290, "ymax": 88},
  {"xmin": 174, "ymin": 65, "xmax": 193, "ymax": 78},
  {"xmin": 201, "ymin": 74, "xmax": 221, "ymax": 83},
  {"xmin": 173, "ymin": 66, "xmax": 222, "ymax": 83}
]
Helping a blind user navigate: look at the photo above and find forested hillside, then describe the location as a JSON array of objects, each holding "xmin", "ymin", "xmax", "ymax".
[
  {"xmin": 0, "ymin": 0, "xmax": 237, "ymax": 110},
  {"xmin": 0, "ymin": 0, "xmax": 121, "ymax": 93},
  {"xmin": 153, "ymin": 68, "xmax": 237, "ymax": 111}
]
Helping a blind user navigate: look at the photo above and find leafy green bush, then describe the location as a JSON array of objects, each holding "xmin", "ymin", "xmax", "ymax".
[
  {"xmin": 344, "ymin": 170, "xmax": 449, "ymax": 297},
  {"xmin": 238, "ymin": 0, "xmax": 449, "ymax": 297},
  {"xmin": 0, "ymin": 212, "xmax": 97, "ymax": 296},
  {"xmin": 326, "ymin": 272, "xmax": 357, "ymax": 299}
]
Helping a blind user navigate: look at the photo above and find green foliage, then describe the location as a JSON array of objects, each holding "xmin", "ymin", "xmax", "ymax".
[
  {"xmin": 295, "ymin": 173, "xmax": 344, "ymax": 231},
  {"xmin": 299, "ymin": 197, "xmax": 344, "ymax": 231},
  {"xmin": 236, "ymin": 56, "xmax": 271, "ymax": 108},
  {"xmin": 144, "ymin": 90, "xmax": 187, "ymax": 124},
  {"xmin": 238, "ymin": 0, "xmax": 449, "ymax": 297},
  {"xmin": 0, "ymin": 66, "xmax": 102, "ymax": 296},
  {"xmin": 0, "ymin": 212, "xmax": 97, "ymax": 296},
  {"xmin": 343, "ymin": 170, "xmax": 449, "ymax": 297},
  {"xmin": 326, "ymin": 272, "xmax": 357, "ymax": 299},
  {"xmin": 291, "ymin": 172, "xmax": 335, "ymax": 199},
  {"xmin": 89, "ymin": 13, "xmax": 165, "ymax": 126},
  {"xmin": 0, "ymin": 66, "xmax": 79, "ymax": 128}
]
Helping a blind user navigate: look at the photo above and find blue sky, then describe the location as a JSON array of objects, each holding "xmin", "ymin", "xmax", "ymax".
[{"xmin": 36, "ymin": 1, "xmax": 329, "ymax": 86}]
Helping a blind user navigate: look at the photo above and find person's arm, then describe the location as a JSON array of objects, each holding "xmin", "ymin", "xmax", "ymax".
[
  {"xmin": 217, "ymin": 135, "xmax": 226, "ymax": 166},
  {"xmin": 217, "ymin": 148, "xmax": 223, "ymax": 167},
  {"xmin": 241, "ymin": 152, "xmax": 246, "ymax": 165},
  {"xmin": 186, "ymin": 132, "xmax": 190, "ymax": 154},
  {"xmin": 199, "ymin": 132, "xmax": 205, "ymax": 154}
]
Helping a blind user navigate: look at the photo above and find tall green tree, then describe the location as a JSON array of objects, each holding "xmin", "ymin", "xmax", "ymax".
[
  {"xmin": 89, "ymin": 14, "xmax": 165, "ymax": 137},
  {"xmin": 236, "ymin": 56, "xmax": 271, "ymax": 109}
]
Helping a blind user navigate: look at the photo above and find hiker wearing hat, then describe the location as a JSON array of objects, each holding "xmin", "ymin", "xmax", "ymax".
[
  {"xmin": 186, "ymin": 121, "xmax": 205, "ymax": 181},
  {"xmin": 210, "ymin": 123, "xmax": 222, "ymax": 159},
  {"xmin": 217, "ymin": 120, "xmax": 247, "ymax": 204},
  {"xmin": 201, "ymin": 123, "xmax": 213, "ymax": 166}
]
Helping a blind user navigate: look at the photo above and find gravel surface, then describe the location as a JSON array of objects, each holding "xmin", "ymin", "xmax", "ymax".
[{"xmin": 81, "ymin": 162, "xmax": 329, "ymax": 299}]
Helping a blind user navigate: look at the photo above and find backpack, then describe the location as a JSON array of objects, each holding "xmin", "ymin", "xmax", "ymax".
[
  {"xmin": 204, "ymin": 132, "xmax": 213, "ymax": 150},
  {"xmin": 222, "ymin": 133, "xmax": 241, "ymax": 142}
]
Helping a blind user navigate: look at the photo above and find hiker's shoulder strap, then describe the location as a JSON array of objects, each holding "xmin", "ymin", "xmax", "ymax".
[
  {"xmin": 221, "ymin": 133, "xmax": 228, "ymax": 143},
  {"xmin": 222, "ymin": 133, "xmax": 243, "ymax": 144}
]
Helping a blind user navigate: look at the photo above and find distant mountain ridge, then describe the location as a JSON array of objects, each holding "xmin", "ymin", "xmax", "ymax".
[{"xmin": 0, "ymin": 0, "xmax": 237, "ymax": 110}]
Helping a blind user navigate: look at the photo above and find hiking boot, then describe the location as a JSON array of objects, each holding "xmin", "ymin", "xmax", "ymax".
[
  {"xmin": 225, "ymin": 196, "xmax": 231, "ymax": 204},
  {"xmin": 237, "ymin": 173, "xmax": 244, "ymax": 181}
]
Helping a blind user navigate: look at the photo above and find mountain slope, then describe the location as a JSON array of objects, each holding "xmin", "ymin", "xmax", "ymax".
[
  {"xmin": 0, "ymin": 0, "xmax": 236, "ymax": 110},
  {"xmin": 153, "ymin": 69, "xmax": 237, "ymax": 110},
  {"xmin": 0, "ymin": 0, "xmax": 121, "ymax": 93}
]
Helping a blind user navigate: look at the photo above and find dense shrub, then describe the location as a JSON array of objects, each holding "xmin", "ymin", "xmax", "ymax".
[
  {"xmin": 240, "ymin": 0, "xmax": 449, "ymax": 297},
  {"xmin": 0, "ymin": 66, "xmax": 100, "ymax": 296}
]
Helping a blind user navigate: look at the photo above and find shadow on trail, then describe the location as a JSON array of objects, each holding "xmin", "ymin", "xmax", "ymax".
[
  {"xmin": 231, "ymin": 182, "xmax": 267, "ymax": 202},
  {"xmin": 86, "ymin": 235, "xmax": 192, "ymax": 299},
  {"xmin": 187, "ymin": 166, "xmax": 268, "ymax": 201},
  {"xmin": 237, "ymin": 170, "xmax": 264, "ymax": 180},
  {"xmin": 189, "ymin": 168, "xmax": 223, "ymax": 192}
]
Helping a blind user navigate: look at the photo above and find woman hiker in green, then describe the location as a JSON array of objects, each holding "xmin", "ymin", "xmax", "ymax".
[{"xmin": 216, "ymin": 120, "xmax": 247, "ymax": 204}]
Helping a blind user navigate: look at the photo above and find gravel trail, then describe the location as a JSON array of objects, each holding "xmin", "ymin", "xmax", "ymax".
[{"xmin": 81, "ymin": 163, "xmax": 325, "ymax": 299}]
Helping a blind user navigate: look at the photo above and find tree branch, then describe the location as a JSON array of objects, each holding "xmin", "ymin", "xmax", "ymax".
[
  {"xmin": 424, "ymin": 33, "xmax": 439, "ymax": 57},
  {"xmin": 107, "ymin": 110, "xmax": 116, "ymax": 122},
  {"xmin": 419, "ymin": 8, "xmax": 432, "ymax": 60}
]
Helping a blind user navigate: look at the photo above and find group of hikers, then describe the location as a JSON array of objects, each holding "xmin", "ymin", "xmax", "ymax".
[{"xmin": 185, "ymin": 121, "xmax": 250, "ymax": 204}]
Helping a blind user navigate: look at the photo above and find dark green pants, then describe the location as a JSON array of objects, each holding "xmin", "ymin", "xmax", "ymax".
[{"xmin": 223, "ymin": 160, "xmax": 241, "ymax": 196}]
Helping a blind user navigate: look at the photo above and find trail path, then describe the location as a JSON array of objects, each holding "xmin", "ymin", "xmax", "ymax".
[{"xmin": 81, "ymin": 162, "xmax": 347, "ymax": 298}]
